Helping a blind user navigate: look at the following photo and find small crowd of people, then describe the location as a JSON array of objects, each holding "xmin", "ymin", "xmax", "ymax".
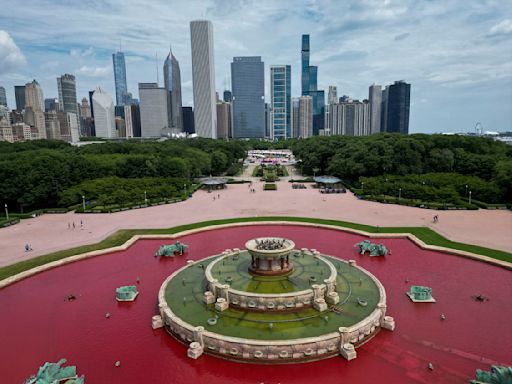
[
  {"xmin": 67, "ymin": 220, "xmax": 84, "ymax": 230},
  {"xmin": 24, "ymin": 243, "xmax": 33, "ymax": 252},
  {"xmin": 255, "ymin": 238, "xmax": 286, "ymax": 250}
]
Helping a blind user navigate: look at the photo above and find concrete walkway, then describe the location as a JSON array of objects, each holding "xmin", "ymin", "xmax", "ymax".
[{"xmin": 1, "ymin": 181, "xmax": 511, "ymax": 267}]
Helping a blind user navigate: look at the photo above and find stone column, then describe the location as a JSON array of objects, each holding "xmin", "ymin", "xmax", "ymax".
[
  {"xmin": 193, "ymin": 326, "xmax": 204, "ymax": 347},
  {"xmin": 219, "ymin": 284, "xmax": 230, "ymax": 301}
]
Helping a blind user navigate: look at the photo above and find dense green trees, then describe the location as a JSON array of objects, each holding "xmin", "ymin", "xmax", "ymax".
[
  {"xmin": 290, "ymin": 133, "xmax": 511, "ymax": 204},
  {"xmin": 0, "ymin": 138, "xmax": 245, "ymax": 211}
]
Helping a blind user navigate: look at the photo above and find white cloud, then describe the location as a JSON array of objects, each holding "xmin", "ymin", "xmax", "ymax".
[
  {"xmin": 0, "ymin": 30, "xmax": 26, "ymax": 74},
  {"xmin": 70, "ymin": 46, "xmax": 95, "ymax": 58},
  {"xmin": 487, "ymin": 19, "xmax": 512, "ymax": 36},
  {"xmin": 77, "ymin": 65, "xmax": 110, "ymax": 78}
]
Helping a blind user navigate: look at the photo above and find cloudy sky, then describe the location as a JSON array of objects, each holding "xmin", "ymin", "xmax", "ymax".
[{"xmin": 1, "ymin": 0, "xmax": 511, "ymax": 133}]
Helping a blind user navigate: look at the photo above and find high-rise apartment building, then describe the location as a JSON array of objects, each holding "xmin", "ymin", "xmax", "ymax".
[
  {"xmin": 57, "ymin": 111, "xmax": 80, "ymax": 142},
  {"xmin": 112, "ymin": 51, "xmax": 128, "ymax": 106},
  {"xmin": 25, "ymin": 80, "xmax": 44, "ymax": 112},
  {"xmin": 328, "ymin": 86, "xmax": 338, "ymax": 105},
  {"xmin": 91, "ymin": 87, "xmax": 116, "ymax": 138},
  {"xmin": 231, "ymin": 56, "xmax": 265, "ymax": 138},
  {"xmin": 216, "ymin": 101, "xmax": 231, "ymax": 139},
  {"xmin": 301, "ymin": 35, "xmax": 310, "ymax": 96},
  {"xmin": 0, "ymin": 87, "xmax": 7, "ymax": 107},
  {"xmin": 14, "ymin": 86, "xmax": 26, "ymax": 111},
  {"xmin": 368, "ymin": 84, "xmax": 382, "ymax": 134},
  {"xmin": 298, "ymin": 96, "xmax": 313, "ymax": 138},
  {"xmin": 44, "ymin": 111, "xmax": 61, "ymax": 140},
  {"xmin": 383, "ymin": 80, "xmax": 410, "ymax": 134},
  {"xmin": 57, "ymin": 74, "xmax": 78, "ymax": 115},
  {"xmin": 328, "ymin": 99, "xmax": 370, "ymax": 136},
  {"xmin": 138, "ymin": 83, "xmax": 168, "ymax": 137},
  {"xmin": 190, "ymin": 20, "xmax": 217, "ymax": 138},
  {"xmin": 270, "ymin": 65, "xmax": 291, "ymax": 140},
  {"xmin": 163, "ymin": 48, "xmax": 183, "ymax": 131}
]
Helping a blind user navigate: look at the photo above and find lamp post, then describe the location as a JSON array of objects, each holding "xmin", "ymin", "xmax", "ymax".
[
  {"xmin": 4, "ymin": 204, "xmax": 8, "ymax": 220},
  {"xmin": 398, "ymin": 188, "xmax": 402, "ymax": 201},
  {"xmin": 184, "ymin": 184, "xmax": 187, "ymax": 197},
  {"xmin": 469, "ymin": 190, "xmax": 472, "ymax": 205},
  {"xmin": 144, "ymin": 190, "xmax": 147, "ymax": 205},
  {"xmin": 82, "ymin": 195, "xmax": 85, "ymax": 212},
  {"xmin": 465, "ymin": 184, "xmax": 468, "ymax": 198},
  {"xmin": 361, "ymin": 181, "xmax": 364, "ymax": 194}
]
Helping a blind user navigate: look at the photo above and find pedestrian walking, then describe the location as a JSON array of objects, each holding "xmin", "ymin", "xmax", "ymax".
[
  {"xmin": 68, "ymin": 222, "xmax": 70, "ymax": 230},
  {"xmin": 73, "ymin": 222, "xmax": 75, "ymax": 229}
]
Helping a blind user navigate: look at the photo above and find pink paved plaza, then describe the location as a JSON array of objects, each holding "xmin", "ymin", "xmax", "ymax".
[{"xmin": 1, "ymin": 181, "xmax": 511, "ymax": 267}]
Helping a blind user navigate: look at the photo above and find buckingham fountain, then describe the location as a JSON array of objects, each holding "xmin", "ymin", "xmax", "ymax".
[{"xmin": 154, "ymin": 237, "xmax": 395, "ymax": 363}]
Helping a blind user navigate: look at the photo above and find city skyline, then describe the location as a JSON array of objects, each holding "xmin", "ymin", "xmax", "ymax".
[{"xmin": 0, "ymin": 1, "xmax": 511, "ymax": 133}]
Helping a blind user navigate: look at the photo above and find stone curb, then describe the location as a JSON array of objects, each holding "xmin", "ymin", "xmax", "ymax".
[{"xmin": 1, "ymin": 220, "xmax": 510, "ymax": 289}]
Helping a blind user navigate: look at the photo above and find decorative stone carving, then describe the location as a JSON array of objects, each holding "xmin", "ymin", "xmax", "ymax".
[
  {"xmin": 187, "ymin": 342, "xmax": 203, "ymax": 359},
  {"xmin": 381, "ymin": 316, "xmax": 395, "ymax": 331},
  {"xmin": 204, "ymin": 291, "xmax": 215, "ymax": 304},
  {"xmin": 326, "ymin": 291, "xmax": 340, "ymax": 305},
  {"xmin": 340, "ymin": 343, "xmax": 357, "ymax": 361},
  {"xmin": 314, "ymin": 297, "xmax": 328, "ymax": 312},
  {"xmin": 151, "ymin": 315, "xmax": 163, "ymax": 329},
  {"xmin": 215, "ymin": 297, "xmax": 229, "ymax": 311}
]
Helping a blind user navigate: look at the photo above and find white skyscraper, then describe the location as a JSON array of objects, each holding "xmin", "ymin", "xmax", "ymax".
[
  {"xmin": 92, "ymin": 87, "xmax": 116, "ymax": 138},
  {"xmin": 190, "ymin": 20, "xmax": 217, "ymax": 138},
  {"xmin": 369, "ymin": 84, "xmax": 382, "ymax": 134}
]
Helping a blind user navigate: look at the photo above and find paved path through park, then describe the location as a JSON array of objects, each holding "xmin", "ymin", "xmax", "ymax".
[{"xmin": 0, "ymin": 182, "xmax": 511, "ymax": 267}]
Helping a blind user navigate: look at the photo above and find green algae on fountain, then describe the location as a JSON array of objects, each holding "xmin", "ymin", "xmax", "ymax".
[{"xmin": 154, "ymin": 237, "xmax": 395, "ymax": 363}]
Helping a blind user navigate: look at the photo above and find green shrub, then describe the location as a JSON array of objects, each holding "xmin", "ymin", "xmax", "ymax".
[{"xmin": 264, "ymin": 183, "xmax": 277, "ymax": 191}]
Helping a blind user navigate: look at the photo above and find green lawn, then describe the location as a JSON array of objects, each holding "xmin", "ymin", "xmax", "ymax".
[{"xmin": 0, "ymin": 216, "xmax": 510, "ymax": 282}]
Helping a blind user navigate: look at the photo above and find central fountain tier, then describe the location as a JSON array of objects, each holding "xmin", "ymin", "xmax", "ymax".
[
  {"xmin": 245, "ymin": 237, "xmax": 295, "ymax": 276},
  {"xmin": 157, "ymin": 237, "xmax": 395, "ymax": 364}
]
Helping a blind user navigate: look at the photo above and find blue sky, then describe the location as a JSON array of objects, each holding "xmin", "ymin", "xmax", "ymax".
[{"xmin": 1, "ymin": 0, "xmax": 511, "ymax": 133}]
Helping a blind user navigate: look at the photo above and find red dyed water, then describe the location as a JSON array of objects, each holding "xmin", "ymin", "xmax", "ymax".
[{"xmin": 0, "ymin": 225, "xmax": 510, "ymax": 383}]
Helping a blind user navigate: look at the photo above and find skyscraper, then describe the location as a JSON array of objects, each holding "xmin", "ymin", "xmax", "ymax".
[
  {"xmin": 163, "ymin": 48, "xmax": 183, "ymax": 131},
  {"xmin": 301, "ymin": 35, "xmax": 310, "ymax": 96},
  {"xmin": 112, "ymin": 51, "xmax": 128, "ymax": 106},
  {"xmin": 138, "ymin": 83, "xmax": 168, "ymax": 137},
  {"xmin": 368, "ymin": 84, "xmax": 382, "ymax": 134},
  {"xmin": 231, "ymin": 56, "xmax": 265, "ymax": 138},
  {"xmin": 45, "ymin": 98, "xmax": 59, "ymax": 112},
  {"xmin": 384, "ymin": 81, "xmax": 411, "ymax": 134},
  {"xmin": 182, "ymin": 106, "xmax": 195, "ymax": 134},
  {"xmin": 216, "ymin": 100, "xmax": 231, "ymax": 139},
  {"xmin": 57, "ymin": 74, "xmax": 78, "ymax": 114},
  {"xmin": 223, "ymin": 90, "xmax": 232, "ymax": 102},
  {"xmin": 190, "ymin": 20, "xmax": 217, "ymax": 138},
  {"xmin": 14, "ymin": 86, "xmax": 26, "ymax": 111},
  {"xmin": 328, "ymin": 86, "xmax": 338, "ymax": 105},
  {"xmin": 298, "ymin": 96, "xmax": 313, "ymax": 138},
  {"xmin": 328, "ymin": 99, "xmax": 370, "ymax": 136},
  {"xmin": 91, "ymin": 87, "xmax": 116, "ymax": 138},
  {"xmin": 292, "ymin": 98, "xmax": 300, "ymax": 138},
  {"xmin": 300, "ymin": 34, "xmax": 324, "ymax": 135},
  {"xmin": 0, "ymin": 87, "xmax": 7, "ymax": 107},
  {"xmin": 80, "ymin": 98, "xmax": 91, "ymax": 118},
  {"xmin": 25, "ymin": 80, "xmax": 44, "ymax": 112},
  {"xmin": 270, "ymin": 65, "xmax": 291, "ymax": 140}
]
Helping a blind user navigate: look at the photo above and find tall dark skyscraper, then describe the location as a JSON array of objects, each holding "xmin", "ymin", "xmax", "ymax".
[
  {"xmin": 231, "ymin": 56, "xmax": 265, "ymax": 138},
  {"xmin": 112, "ymin": 51, "xmax": 128, "ymax": 106},
  {"xmin": 15, "ymin": 85, "xmax": 26, "ymax": 111},
  {"xmin": 301, "ymin": 34, "xmax": 324, "ymax": 135},
  {"xmin": 182, "ymin": 106, "xmax": 195, "ymax": 134},
  {"xmin": 163, "ymin": 48, "xmax": 183, "ymax": 131},
  {"xmin": 301, "ymin": 35, "xmax": 310, "ymax": 96},
  {"xmin": 385, "ymin": 80, "xmax": 411, "ymax": 134}
]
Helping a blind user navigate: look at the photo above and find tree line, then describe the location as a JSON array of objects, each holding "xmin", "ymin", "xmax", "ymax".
[{"xmin": 0, "ymin": 139, "xmax": 246, "ymax": 211}]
